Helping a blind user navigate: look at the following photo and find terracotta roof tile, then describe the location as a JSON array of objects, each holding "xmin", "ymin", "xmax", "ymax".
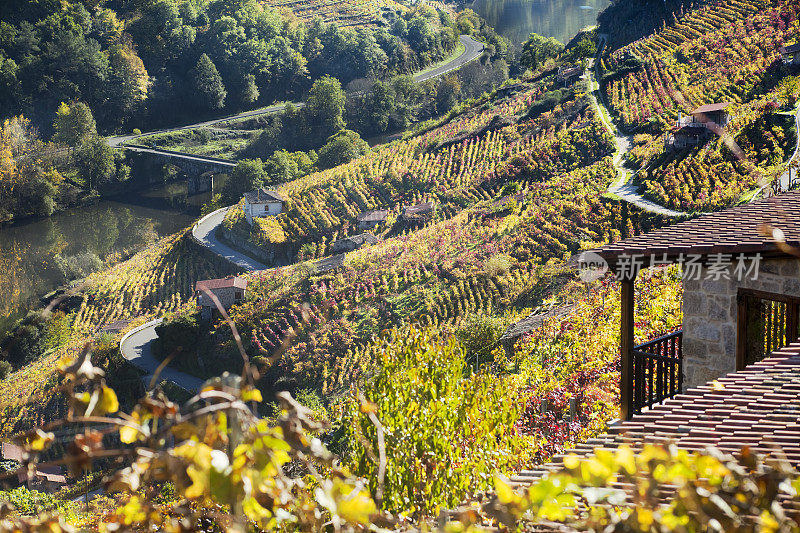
[
  {"xmin": 510, "ymin": 344, "xmax": 800, "ymax": 520},
  {"xmin": 591, "ymin": 191, "xmax": 800, "ymax": 266},
  {"xmin": 195, "ymin": 276, "xmax": 247, "ymax": 292}
]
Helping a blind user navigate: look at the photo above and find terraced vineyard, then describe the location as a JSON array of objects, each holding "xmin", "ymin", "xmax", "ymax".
[
  {"xmin": 221, "ymin": 145, "xmax": 669, "ymax": 395},
  {"xmin": 262, "ymin": 0, "xmax": 407, "ymax": 27},
  {"xmin": 225, "ymin": 77, "xmax": 613, "ymax": 248},
  {"xmin": 641, "ymin": 99, "xmax": 796, "ymax": 211},
  {"xmin": 601, "ymin": 0, "xmax": 797, "ymax": 130},
  {"xmin": 71, "ymin": 231, "xmax": 235, "ymax": 333}
]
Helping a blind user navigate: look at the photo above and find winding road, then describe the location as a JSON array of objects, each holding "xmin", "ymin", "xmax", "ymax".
[
  {"xmin": 120, "ymin": 206, "xmax": 270, "ymax": 391},
  {"xmin": 589, "ymin": 39, "xmax": 686, "ymax": 218},
  {"xmin": 119, "ymin": 319, "xmax": 205, "ymax": 393},
  {"xmin": 107, "ymin": 35, "xmax": 484, "ymax": 153},
  {"xmin": 191, "ymin": 207, "xmax": 269, "ymax": 270},
  {"xmin": 118, "ymin": 35, "xmax": 487, "ymax": 391}
]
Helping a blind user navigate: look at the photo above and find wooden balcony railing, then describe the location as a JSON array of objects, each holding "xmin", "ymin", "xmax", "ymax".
[{"xmin": 630, "ymin": 330, "xmax": 683, "ymax": 415}]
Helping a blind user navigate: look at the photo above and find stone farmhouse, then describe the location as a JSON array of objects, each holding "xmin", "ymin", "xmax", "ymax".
[
  {"xmin": 196, "ymin": 276, "xmax": 247, "ymax": 320},
  {"xmin": 243, "ymin": 188, "xmax": 286, "ymax": 225},
  {"xmin": 665, "ymin": 101, "xmax": 732, "ymax": 150},
  {"xmin": 587, "ymin": 192, "xmax": 800, "ymax": 417},
  {"xmin": 508, "ymin": 194, "xmax": 800, "ymax": 524}
]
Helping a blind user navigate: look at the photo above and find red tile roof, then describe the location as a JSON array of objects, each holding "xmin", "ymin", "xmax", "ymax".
[
  {"xmin": 691, "ymin": 101, "xmax": 732, "ymax": 114},
  {"xmin": 195, "ymin": 276, "xmax": 247, "ymax": 292},
  {"xmin": 591, "ymin": 191, "xmax": 800, "ymax": 266},
  {"xmin": 511, "ymin": 344, "xmax": 800, "ymax": 489}
]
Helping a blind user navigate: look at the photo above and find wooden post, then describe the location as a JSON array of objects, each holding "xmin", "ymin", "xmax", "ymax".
[{"xmin": 620, "ymin": 276, "xmax": 635, "ymax": 420}]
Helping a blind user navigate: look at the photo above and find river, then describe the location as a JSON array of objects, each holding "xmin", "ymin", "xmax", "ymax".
[
  {"xmin": 0, "ymin": 183, "xmax": 210, "ymax": 337},
  {"xmin": 470, "ymin": 0, "xmax": 611, "ymax": 46}
]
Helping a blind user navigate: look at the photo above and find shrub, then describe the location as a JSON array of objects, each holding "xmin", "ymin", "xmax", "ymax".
[
  {"xmin": 0, "ymin": 361, "xmax": 11, "ymax": 380},
  {"xmin": 347, "ymin": 325, "xmax": 521, "ymax": 515},
  {"xmin": 455, "ymin": 313, "xmax": 507, "ymax": 368},
  {"xmin": 153, "ymin": 313, "xmax": 201, "ymax": 366}
]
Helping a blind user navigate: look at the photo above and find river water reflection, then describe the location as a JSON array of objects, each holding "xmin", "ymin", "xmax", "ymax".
[
  {"xmin": 0, "ymin": 185, "xmax": 202, "ymax": 337},
  {"xmin": 470, "ymin": 0, "xmax": 611, "ymax": 46}
]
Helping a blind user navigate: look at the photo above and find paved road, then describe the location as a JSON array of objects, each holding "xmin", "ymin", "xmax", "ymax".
[
  {"xmin": 120, "ymin": 207, "xmax": 268, "ymax": 392},
  {"xmin": 588, "ymin": 41, "xmax": 686, "ymax": 218},
  {"xmin": 106, "ymin": 102, "xmax": 302, "ymax": 147},
  {"xmin": 119, "ymin": 319, "xmax": 205, "ymax": 393},
  {"xmin": 413, "ymin": 35, "xmax": 484, "ymax": 82},
  {"xmin": 191, "ymin": 207, "xmax": 270, "ymax": 271}
]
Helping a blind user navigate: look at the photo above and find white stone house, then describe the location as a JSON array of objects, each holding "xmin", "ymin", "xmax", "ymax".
[
  {"xmin": 589, "ymin": 192, "xmax": 800, "ymax": 419},
  {"xmin": 243, "ymin": 188, "xmax": 286, "ymax": 225}
]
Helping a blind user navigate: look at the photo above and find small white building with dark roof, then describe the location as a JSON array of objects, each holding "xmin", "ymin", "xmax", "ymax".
[{"xmin": 243, "ymin": 188, "xmax": 286, "ymax": 224}]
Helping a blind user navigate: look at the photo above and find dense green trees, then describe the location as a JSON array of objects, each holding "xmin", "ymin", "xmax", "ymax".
[
  {"xmin": 52, "ymin": 102, "xmax": 97, "ymax": 147},
  {"xmin": 520, "ymin": 32, "xmax": 564, "ymax": 71},
  {"xmin": 192, "ymin": 53, "xmax": 227, "ymax": 110},
  {"xmin": 0, "ymin": 0, "xmax": 464, "ymax": 134},
  {"xmin": 222, "ymin": 158, "xmax": 267, "ymax": 202},
  {"xmin": 317, "ymin": 130, "xmax": 369, "ymax": 170}
]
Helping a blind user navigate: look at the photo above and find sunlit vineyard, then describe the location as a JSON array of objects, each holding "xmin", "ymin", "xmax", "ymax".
[
  {"xmin": 262, "ymin": 0, "xmax": 407, "ymax": 27},
  {"xmin": 71, "ymin": 231, "xmax": 233, "ymax": 333},
  {"xmin": 642, "ymin": 99, "xmax": 795, "ymax": 211},
  {"xmin": 601, "ymin": 0, "xmax": 798, "ymax": 130},
  {"xmin": 226, "ymin": 77, "xmax": 615, "ymax": 248},
  {"xmin": 220, "ymin": 147, "xmax": 668, "ymax": 395}
]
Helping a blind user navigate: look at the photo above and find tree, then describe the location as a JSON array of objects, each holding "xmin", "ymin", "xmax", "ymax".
[
  {"xmin": 153, "ymin": 313, "xmax": 201, "ymax": 367},
  {"xmin": 435, "ymin": 74, "xmax": 461, "ymax": 114},
  {"xmin": 316, "ymin": 129, "xmax": 369, "ymax": 170},
  {"xmin": 107, "ymin": 45, "xmax": 149, "ymax": 118},
  {"xmin": 75, "ymin": 137, "xmax": 116, "ymax": 191},
  {"xmin": 569, "ymin": 36, "xmax": 597, "ymax": 61},
  {"xmin": 52, "ymin": 102, "xmax": 97, "ymax": 147},
  {"xmin": 222, "ymin": 158, "xmax": 265, "ymax": 202},
  {"xmin": 520, "ymin": 33, "xmax": 563, "ymax": 71},
  {"xmin": 192, "ymin": 53, "xmax": 226, "ymax": 110},
  {"xmin": 238, "ymin": 73, "xmax": 259, "ymax": 106},
  {"xmin": 304, "ymin": 75, "xmax": 346, "ymax": 141}
]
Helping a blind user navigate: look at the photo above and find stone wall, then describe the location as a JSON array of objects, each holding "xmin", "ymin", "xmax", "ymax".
[{"xmin": 682, "ymin": 256, "xmax": 800, "ymax": 388}]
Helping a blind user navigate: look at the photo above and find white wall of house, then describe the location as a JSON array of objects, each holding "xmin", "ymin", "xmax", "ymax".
[
  {"xmin": 244, "ymin": 200, "xmax": 283, "ymax": 224},
  {"xmin": 682, "ymin": 256, "xmax": 800, "ymax": 388}
]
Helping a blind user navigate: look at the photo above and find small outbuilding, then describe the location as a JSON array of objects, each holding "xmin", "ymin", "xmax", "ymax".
[
  {"xmin": 401, "ymin": 201, "xmax": 435, "ymax": 223},
  {"xmin": 330, "ymin": 233, "xmax": 379, "ymax": 254},
  {"xmin": 666, "ymin": 102, "xmax": 732, "ymax": 150},
  {"xmin": 243, "ymin": 189, "xmax": 286, "ymax": 225},
  {"xmin": 556, "ymin": 65, "xmax": 582, "ymax": 87},
  {"xmin": 779, "ymin": 42, "xmax": 800, "ymax": 64},
  {"xmin": 688, "ymin": 101, "xmax": 732, "ymax": 127},
  {"xmin": 196, "ymin": 276, "xmax": 247, "ymax": 319},
  {"xmin": 1, "ymin": 443, "xmax": 66, "ymax": 493},
  {"xmin": 356, "ymin": 209, "xmax": 388, "ymax": 230}
]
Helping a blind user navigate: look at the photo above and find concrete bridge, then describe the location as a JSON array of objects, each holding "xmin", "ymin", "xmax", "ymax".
[{"xmin": 121, "ymin": 144, "xmax": 237, "ymax": 194}]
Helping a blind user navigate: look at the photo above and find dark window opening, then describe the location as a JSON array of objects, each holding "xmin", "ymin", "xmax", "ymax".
[{"xmin": 737, "ymin": 289, "xmax": 800, "ymax": 369}]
